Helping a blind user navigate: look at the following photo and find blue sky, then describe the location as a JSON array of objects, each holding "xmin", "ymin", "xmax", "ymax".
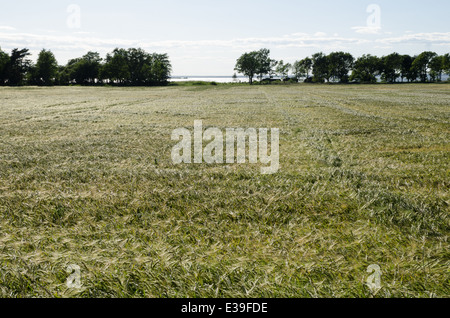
[{"xmin": 0, "ymin": 0, "xmax": 449, "ymax": 75}]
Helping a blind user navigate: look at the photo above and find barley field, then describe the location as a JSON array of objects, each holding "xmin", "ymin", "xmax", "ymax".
[{"xmin": 0, "ymin": 84, "xmax": 448, "ymax": 298}]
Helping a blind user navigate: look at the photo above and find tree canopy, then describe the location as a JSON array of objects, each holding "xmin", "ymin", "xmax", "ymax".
[
  {"xmin": 0, "ymin": 46, "xmax": 448, "ymax": 86},
  {"xmin": 0, "ymin": 47, "xmax": 10, "ymax": 85},
  {"xmin": 327, "ymin": 52, "xmax": 354, "ymax": 83},
  {"xmin": 5, "ymin": 48, "xmax": 31, "ymax": 86},
  {"xmin": 350, "ymin": 54, "xmax": 382, "ymax": 83},
  {"xmin": 412, "ymin": 51, "xmax": 438, "ymax": 83},
  {"xmin": 234, "ymin": 51, "xmax": 260, "ymax": 85},
  {"xmin": 275, "ymin": 60, "xmax": 291, "ymax": 81},
  {"xmin": 380, "ymin": 53, "xmax": 402, "ymax": 83},
  {"xmin": 234, "ymin": 49, "xmax": 449, "ymax": 85},
  {"xmin": 311, "ymin": 52, "xmax": 329, "ymax": 83},
  {"xmin": 0, "ymin": 47, "xmax": 171, "ymax": 86},
  {"xmin": 30, "ymin": 49, "xmax": 58, "ymax": 85},
  {"xmin": 292, "ymin": 57, "xmax": 312, "ymax": 81}
]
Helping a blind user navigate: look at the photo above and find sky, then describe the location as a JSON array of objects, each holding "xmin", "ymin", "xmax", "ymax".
[{"xmin": 0, "ymin": 0, "xmax": 449, "ymax": 75}]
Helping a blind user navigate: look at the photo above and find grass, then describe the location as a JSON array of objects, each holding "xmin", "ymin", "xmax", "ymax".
[{"xmin": 0, "ymin": 84, "xmax": 448, "ymax": 298}]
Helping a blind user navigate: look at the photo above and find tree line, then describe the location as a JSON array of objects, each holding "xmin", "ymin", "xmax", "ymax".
[
  {"xmin": 0, "ymin": 47, "xmax": 172, "ymax": 86},
  {"xmin": 235, "ymin": 49, "xmax": 450, "ymax": 84}
]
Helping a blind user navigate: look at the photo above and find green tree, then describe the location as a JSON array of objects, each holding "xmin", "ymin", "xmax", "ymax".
[
  {"xmin": 255, "ymin": 48, "xmax": 273, "ymax": 82},
  {"xmin": 101, "ymin": 48, "xmax": 130, "ymax": 85},
  {"xmin": 400, "ymin": 54, "xmax": 416, "ymax": 82},
  {"xmin": 268, "ymin": 59, "xmax": 279, "ymax": 79},
  {"xmin": 275, "ymin": 60, "xmax": 292, "ymax": 81},
  {"xmin": 126, "ymin": 48, "xmax": 148, "ymax": 85},
  {"xmin": 328, "ymin": 52, "xmax": 354, "ymax": 83},
  {"xmin": 7, "ymin": 48, "xmax": 31, "ymax": 86},
  {"xmin": 34, "ymin": 49, "xmax": 58, "ymax": 85},
  {"xmin": 292, "ymin": 57, "xmax": 312, "ymax": 81},
  {"xmin": 411, "ymin": 51, "xmax": 437, "ymax": 82},
  {"xmin": 55, "ymin": 65, "xmax": 69, "ymax": 85},
  {"xmin": 235, "ymin": 51, "xmax": 259, "ymax": 84},
  {"xmin": 65, "ymin": 58, "xmax": 83, "ymax": 84},
  {"xmin": 146, "ymin": 53, "xmax": 172, "ymax": 85},
  {"xmin": 311, "ymin": 52, "xmax": 329, "ymax": 83},
  {"xmin": 82, "ymin": 51, "xmax": 102, "ymax": 84},
  {"xmin": 73, "ymin": 48, "xmax": 171, "ymax": 86},
  {"xmin": 443, "ymin": 53, "xmax": 450, "ymax": 77},
  {"xmin": 429, "ymin": 55, "xmax": 445, "ymax": 82},
  {"xmin": 0, "ymin": 48, "xmax": 10, "ymax": 85},
  {"xmin": 381, "ymin": 52, "xmax": 402, "ymax": 83},
  {"xmin": 350, "ymin": 54, "xmax": 381, "ymax": 83},
  {"xmin": 127, "ymin": 48, "xmax": 172, "ymax": 85},
  {"xmin": 66, "ymin": 52, "xmax": 102, "ymax": 84},
  {"xmin": 275, "ymin": 60, "xmax": 291, "ymax": 81}
]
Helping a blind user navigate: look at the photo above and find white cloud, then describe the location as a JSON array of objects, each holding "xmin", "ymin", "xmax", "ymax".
[
  {"xmin": 1, "ymin": 30, "xmax": 449, "ymax": 64},
  {"xmin": 0, "ymin": 26, "xmax": 16, "ymax": 31},
  {"xmin": 73, "ymin": 31, "xmax": 95, "ymax": 35},
  {"xmin": 376, "ymin": 32, "xmax": 450, "ymax": 45},
  {"xmin": 373, "ymin": 45, "xmax": 393, "ymax": 50},
  {"xmin": 0, "ymin": 31, "xmax": 369, "ymax": 53},
  {"xmin": 351, "ymin": 26, "xmax": 382, "ymax": 35}
]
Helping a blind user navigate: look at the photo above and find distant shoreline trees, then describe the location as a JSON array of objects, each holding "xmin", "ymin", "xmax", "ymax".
[
  {"xmin": 1, "ymin": 48, "xmax": 32, "ymax": 86},
  {"xmin": 0, "ymin": 45, "xmax": 448, "ymax": 86},
  {"xmin": 235, "ymin": 49, "xmax": 450, "ymax": 84},
  {"xmin": 0, "ymin": 47, "xmax": 172, "ymax": 86}
]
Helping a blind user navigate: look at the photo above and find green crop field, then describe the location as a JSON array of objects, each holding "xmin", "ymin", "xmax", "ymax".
[{"xmin": 0, "ymin": 84, "xmax": 448, "ymax": 298}]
